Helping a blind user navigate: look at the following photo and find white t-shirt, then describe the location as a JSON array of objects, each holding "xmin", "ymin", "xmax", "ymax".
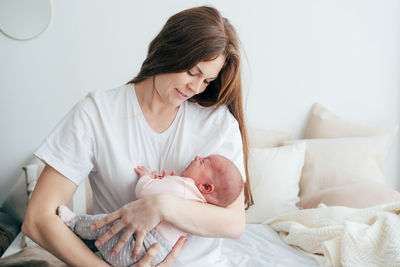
[{"xmin": 35, "ymin": 83, "xmax": 244, "ymax": 267}]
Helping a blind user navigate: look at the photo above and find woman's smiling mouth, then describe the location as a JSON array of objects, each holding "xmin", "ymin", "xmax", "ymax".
[{"xmin": 176, "ymin": 88, "xmax": 188, "ymax": 98}]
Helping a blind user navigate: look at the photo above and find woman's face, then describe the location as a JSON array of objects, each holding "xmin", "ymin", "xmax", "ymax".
[{"xmin": 154, "ymin": 55, "xmax": 225, "ymax": 107}]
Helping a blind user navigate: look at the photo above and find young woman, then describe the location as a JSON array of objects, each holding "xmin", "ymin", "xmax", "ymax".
[{"xmin": 23, "ymin": 6, "xmax": 253, "ymax": 267}]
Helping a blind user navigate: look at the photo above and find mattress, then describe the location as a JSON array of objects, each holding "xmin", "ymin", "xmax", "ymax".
[{"xmin": 2, "ymin": 224, "xmax": 319, "ymax": 266}]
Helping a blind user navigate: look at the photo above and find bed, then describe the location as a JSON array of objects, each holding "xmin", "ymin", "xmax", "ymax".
[
  {"xmin": 222, "ymin": 224, "xmax": 319, "ymax": 266},
  {"xmin": 1, "ymin": 103, "xmax": 399, "ymax": 266},
  {"xmin": 0, "ymin": 155, "xmax": 320, "ymax": 267},
  {"xmin": 2, "ymin": 224, "xmax": 319, "ymax": 266}
]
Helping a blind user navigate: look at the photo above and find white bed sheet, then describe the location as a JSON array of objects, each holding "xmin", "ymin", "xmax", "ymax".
[
  {"xmin": 3, "ymin": 225, "xmax": 319, "ymax": 266},
  {"xmin": 222, "ymin": 224, "xmax": 319, "ymax": 267}
]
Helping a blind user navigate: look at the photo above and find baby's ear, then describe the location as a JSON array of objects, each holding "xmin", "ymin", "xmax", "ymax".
[{"xmin": 198, "ymin": 183, "xmax": 214, "ymax": 194}]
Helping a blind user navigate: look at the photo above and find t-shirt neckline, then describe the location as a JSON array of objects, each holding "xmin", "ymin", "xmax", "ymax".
[{"xmin": 129, "ymin": 83, "xmax": 183, "ymax": 139}]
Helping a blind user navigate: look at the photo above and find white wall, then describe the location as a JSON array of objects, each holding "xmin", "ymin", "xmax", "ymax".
[{"xmin": 1, "ymin": 0, "xmax": 399, "ymax": 205}]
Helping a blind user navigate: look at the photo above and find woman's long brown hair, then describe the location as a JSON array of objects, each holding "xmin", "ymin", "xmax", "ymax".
[{"xmin": 128, "ymin": 6, "xmax": 254, "ymax": 209}]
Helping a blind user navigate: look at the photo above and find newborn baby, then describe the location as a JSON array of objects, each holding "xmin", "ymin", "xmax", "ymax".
[{"xmin": 58, "ymin": 154, "xmax": 243, "ymax": 266}]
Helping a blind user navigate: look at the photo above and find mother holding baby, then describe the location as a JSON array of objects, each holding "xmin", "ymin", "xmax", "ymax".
[{"xmin": 22, "ymin": 6, "xmax": 253, "ymax": 267}]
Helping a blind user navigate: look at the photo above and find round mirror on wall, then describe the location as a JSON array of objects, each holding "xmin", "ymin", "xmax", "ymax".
[{"xmin": 0, "ymin": 0, "xmax": 52, "ymax": 41}]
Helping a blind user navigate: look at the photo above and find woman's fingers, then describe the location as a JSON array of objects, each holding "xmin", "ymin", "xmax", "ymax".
[
  {"xmin": 95, "ymin": 220, "xmax": 125, "ymax": 247},
  {"xmin": 158, "ymin": 236, "xmax": 187, "ymax": 266},
  {"xmin": 96, "ymin": 220, "xmax": 125, "ymax": 248},
  {"xmin": 133, "ymin": 242, "xmax": 160, "ymax": 267},
  {"xmin": 91, "ymin": 211, "xmax": 120, "ymax": 230},
  {"xmin": 129, "ymin": 237, "xmax": 187, "ymax": 267},
  {"xmin": 110, "ymin": 228, "xmax": 135, "ymax": 256},
  {"xmin": 132, "ymin": 230, "xmax": 146, "ymax": 259}
]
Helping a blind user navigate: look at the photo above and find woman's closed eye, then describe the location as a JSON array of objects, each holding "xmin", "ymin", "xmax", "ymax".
[
  {"xmin": 187, "ymin": 70, "xmax": 211, "ymax": 85},
  {"xmin": 187, "ymin": 70, "xmax": 196, "ymax": 77}
]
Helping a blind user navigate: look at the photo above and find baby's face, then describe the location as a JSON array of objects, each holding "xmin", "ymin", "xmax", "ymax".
[{"xmin": 181, "ymin": 155, "xmax": 222, "ymax": 183}]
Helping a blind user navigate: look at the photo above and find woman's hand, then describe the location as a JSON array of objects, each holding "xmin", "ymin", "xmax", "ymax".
[
  {"xmin": 130, "ymin": 236, "xmax": 187, "ymax": 267},
  {"xmin": 90, "ymin": 195, "xmax": 165, "ymax": 259}
]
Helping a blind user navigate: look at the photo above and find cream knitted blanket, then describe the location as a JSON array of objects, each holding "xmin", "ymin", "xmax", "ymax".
[{"xmin": 265, "ymin": 201, "xmax": 400, "ymax": 267}]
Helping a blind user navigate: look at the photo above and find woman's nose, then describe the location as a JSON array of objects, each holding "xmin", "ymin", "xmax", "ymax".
[{"xmin": 188, "ymin": 79, "xmax": 203, "ymax": 94}]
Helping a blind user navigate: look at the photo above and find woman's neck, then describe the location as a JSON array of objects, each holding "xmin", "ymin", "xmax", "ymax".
[
  {"xmin": 134, "ymin": 77, "xmax": 179, "ymax": 116},
  {"xmin": 134, "ymin": 77, "xmax": 180, "ymax": 134}
]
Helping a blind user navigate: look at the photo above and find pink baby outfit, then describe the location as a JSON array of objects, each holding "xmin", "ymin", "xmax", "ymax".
[{"xmin": 135, "ymin": 175, "xmax": 207, "ymax": 246}]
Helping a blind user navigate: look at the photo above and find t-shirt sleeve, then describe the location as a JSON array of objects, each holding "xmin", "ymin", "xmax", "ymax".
[
  {"xmin": 34, "ymin": 96, "xmax": 95, "ymax": 186},
  {"xmin": 215, "ymin": 115, "xmax": 246, "ymax": 182}
]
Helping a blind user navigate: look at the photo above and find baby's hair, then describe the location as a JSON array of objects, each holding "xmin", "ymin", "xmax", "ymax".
[{"xmin": 210, "ymin": 155, "xmax": 243, "ymax": 207}]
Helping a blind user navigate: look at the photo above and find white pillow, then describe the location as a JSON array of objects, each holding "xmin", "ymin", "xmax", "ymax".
[
  {"xmin": 305, "ymin": 103, "xmax": 398, "ymax": 138},
  {"xmin": 248, "ymin": 127, "xmax": 291, "ymax": 148},
  {"xmin": 245, "ymin": 142, "xmax": 306, "ymax": 223},
  {"xmin": 284, "ymin": 135, "xmax": 392, "ymax": 199}
]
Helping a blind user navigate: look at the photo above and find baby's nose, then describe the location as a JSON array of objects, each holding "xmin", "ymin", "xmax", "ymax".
[{"xmin": 195, "ymin": 156, "xmax": 201, "ymax": 160}]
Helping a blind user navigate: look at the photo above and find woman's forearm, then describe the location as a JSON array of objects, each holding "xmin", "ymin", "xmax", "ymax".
[
  {"xmin": 22, "ymin": 213, "xmax": 109, "ymax": 267},
  {"xmin": 160, "ymin": 191, "xmax": 245, "ymax": 238}
]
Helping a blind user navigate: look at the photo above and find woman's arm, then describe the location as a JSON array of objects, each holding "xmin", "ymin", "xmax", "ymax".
[
  {"xmin": 133, "ymin": 167, "xmax": 245, "ymax": 238},
  {"xmin": 22, "ymin": 165, "xmax": 109, "ymax": 267},
  {"xmin": 161, "ymin": 190, "xmax": 245, "ymax": 238},
  {"xmin": 93, "ymin": 190, "xmax": 245, "ymax": 258},
  {"xmin": 23, "ymin": 164, "xmax": 185, "ymax": 267}
]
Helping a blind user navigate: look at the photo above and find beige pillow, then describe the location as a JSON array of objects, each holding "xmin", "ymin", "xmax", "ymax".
[
  {"xmin": 284, "ymin": 135, "xmax": 391, "ymax": 199},
  {"xmin": 248, "ymin": 127, "xmax": 291, "ymax": 148},
  {"xmin": 297, "ymin": 181, "xmax": 400, "ymax": 209},
  {"xmin": 245, "ymin": 143, "xmax": 306, "ymax": 223},
  {"xmin": 305, "ymin": 103, "xmax": 398, "ymax": 138}
]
